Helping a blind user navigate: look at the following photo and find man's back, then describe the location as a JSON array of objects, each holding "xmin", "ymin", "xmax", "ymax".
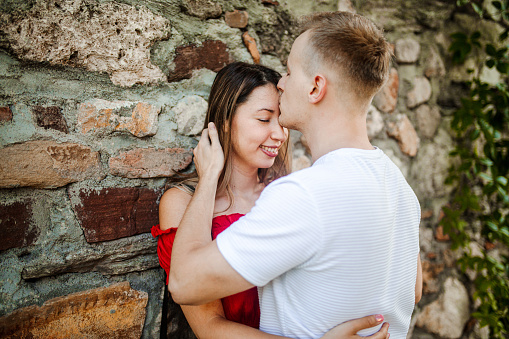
[{"xmin": 217, "ymin": 147, "xmax": 420, "ymax": 338}]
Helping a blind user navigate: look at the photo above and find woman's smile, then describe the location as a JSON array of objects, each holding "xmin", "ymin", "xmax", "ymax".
[{"xmin": 259, "ymin": 145, "xmax": 279, "ymax": 157}]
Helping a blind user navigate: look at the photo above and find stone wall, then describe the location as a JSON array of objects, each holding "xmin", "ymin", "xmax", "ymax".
[{"xmin": 0, "ymin": 0, "xmax": 500, "ymax": 338}]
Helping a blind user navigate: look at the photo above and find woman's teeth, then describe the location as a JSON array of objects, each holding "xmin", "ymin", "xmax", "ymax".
[{"xmin": 260, "ymin": 146, "xmax": 278, "ymax": 154}]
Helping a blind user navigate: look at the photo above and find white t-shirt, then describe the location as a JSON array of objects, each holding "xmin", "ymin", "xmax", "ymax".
[{"xmin": 216, "ymin": 147, "xmax": 420, "ymax": 339}]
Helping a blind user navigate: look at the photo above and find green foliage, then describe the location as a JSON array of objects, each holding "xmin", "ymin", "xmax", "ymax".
[{"xmin": 443, "ymin": 1, "xmax": 509, "ymax": 337}]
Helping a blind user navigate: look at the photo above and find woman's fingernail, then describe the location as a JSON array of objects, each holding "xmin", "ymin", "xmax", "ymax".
[
  {"xmin": 375, "ymin": 314, "xmax": 384, "ymax": 322},
  {"xmin": 209, "ymin": 122, "xmax": 216, "ymax": 130}
]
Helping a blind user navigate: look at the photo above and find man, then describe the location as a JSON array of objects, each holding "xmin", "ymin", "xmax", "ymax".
[{"xmin": 170, "ymin": 11, "xmax": 422, "ymax": 339}]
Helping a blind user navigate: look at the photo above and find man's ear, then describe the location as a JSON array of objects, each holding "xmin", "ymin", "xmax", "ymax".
[{"xmin": 309, "ymin": 74, "xmax": 326, "ymax": 104}]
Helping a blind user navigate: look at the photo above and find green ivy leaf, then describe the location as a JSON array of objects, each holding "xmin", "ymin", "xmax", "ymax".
[
  {"xmin": 480, "ymin": 173, "xmax": 493, "ymax": 182},
  {"xmin": 487, "ymin": 221, "xmax": 499, "ymax": 232},
  {"xmin": 496, "ymin": 62, "xmax": 509, "ymax": 74},
  {"xmin": 487, "ymin": 44, "xmax": 498, "ymax": 56},
  {"xmin": 472, "ymin": 2, "xmax": 483, "ymax": 15},
  {"xmin": 496, "ymin": 176, "xmax": 508, "ymax": 186}
]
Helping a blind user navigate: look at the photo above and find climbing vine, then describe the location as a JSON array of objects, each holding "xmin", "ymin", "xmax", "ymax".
[{"xmin": 442, "ymin": 1, "xmax": 509, "ymax": 337}]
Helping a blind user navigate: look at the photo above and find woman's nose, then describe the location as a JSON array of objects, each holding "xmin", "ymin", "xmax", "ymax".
[
  {"xmin": 271, "ymin": 123, "xmax": 286, "ymax": 141},
  {"xmin": 277, "ymin": 76, "xmax": 285, "ymax": 92}
]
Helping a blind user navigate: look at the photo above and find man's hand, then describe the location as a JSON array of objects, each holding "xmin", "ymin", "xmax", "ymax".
[
  {"xmin": 194, "ymin": 122, "xmax": 225, "ymax": 182},
  {"xmin": 321, "ymin": 315, "xmax": 389, "ymax": 339}
]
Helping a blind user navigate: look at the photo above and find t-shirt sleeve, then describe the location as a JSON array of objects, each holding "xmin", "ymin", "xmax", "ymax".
[{"xmin": 216, "ymin": 177, "xmax": 322, "ymax": 287}]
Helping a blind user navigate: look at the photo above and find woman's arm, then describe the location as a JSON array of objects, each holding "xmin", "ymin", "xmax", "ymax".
[
  {"xmin": 183, "ymin": 305, "xmax": 389, "ymax": 339},
  {"xmin": 160, "ymin": 188, "xmax": 389, "ymax": 339},
  {"xmin": 415, "ymin": 253, "xmax": 422, "ymax": 304}
]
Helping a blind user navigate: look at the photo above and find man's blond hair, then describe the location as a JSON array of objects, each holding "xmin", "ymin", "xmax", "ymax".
[{"xmin": 300, "ymin": 11, "xmax": 392, "ymax": 100}]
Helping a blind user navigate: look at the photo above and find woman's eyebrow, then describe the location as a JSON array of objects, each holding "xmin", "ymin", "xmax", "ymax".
[{"xmin": 257, "ymin": 108, "xmax": 275, "ymax": 113}]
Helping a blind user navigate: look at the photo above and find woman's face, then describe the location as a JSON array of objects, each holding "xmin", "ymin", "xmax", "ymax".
[{"xmin": 230, "ymin": 84, "xmax": 288, "ymax": 171}]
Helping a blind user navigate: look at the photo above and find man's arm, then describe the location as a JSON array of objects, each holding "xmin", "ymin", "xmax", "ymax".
[{"xmin": 169, "ymin": 124, "xmax": 253, "ymax": 305}]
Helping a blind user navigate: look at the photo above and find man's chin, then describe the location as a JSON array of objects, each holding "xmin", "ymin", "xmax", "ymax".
[{"xmin": 278, "ymin": 112, "xmax": 289, "ymax": 128}]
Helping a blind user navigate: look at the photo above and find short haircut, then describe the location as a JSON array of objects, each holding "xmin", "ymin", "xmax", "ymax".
[{"xmin": 300, "ymin": 11, "xmax": 392, "ymax": 100}]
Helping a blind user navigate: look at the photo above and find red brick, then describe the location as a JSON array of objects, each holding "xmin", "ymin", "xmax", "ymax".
[
  {"xmin": 426, "ymin": 252, "xmax": 437, "ymax": 259},
  {"xmin": 33, "ymin": 106, "xmax": 68, "ymax": 133},
  {"xmin": 109, "ymin": 148, "xmax": 192, "ymax": 178},
  {"xmin": 70, "ymin": 187, "xmax": 163, "ymax": 243},
  {"xmin": 0, "ymin": 106, "xmax": 13, "ymax": 123},
  {"xmin": 0, "ymin": 200, "xmax": 38, "ymax": 251},
  {"xmin": 485, "ymin": 241, "xmax": 496, "ymax": 250},
  {"xmin": 225, "ymin": 10, "xmax": 249, "ymax": 28},
  {"xmin": 77, "ymin": 99, "xmax": 160, "ymax": 137},
  {"xmin": 421, "ymin": 209, "xmax": 433, "ymax": 219},
  {"xmin": 168, "ymin": 40, "xmax": 231, "ymax": 82},
  {"xmin": 0, "ymin": 282, "xmax": 147, "ymax": 338},
  {"xmin": 421, "ymin": 260, "xmax": 444, "ymax": 294},
  {"xmin": 0, "ymin": 141, "xmax": 103, "ymax": 188},
  {"xmin": 386, "ymin": 114, "xmax": 420, "ymax": 157},
  {"xmin": 242, "ymin": 32, "xmax": 260, "ymax": 64},
  {"xmin": 435, "ymin": 225, "xmax": 450, "ymax": 242},
  {"xmin": 373, "ymin": 68, "xmax": 399, "ymax": 113}
]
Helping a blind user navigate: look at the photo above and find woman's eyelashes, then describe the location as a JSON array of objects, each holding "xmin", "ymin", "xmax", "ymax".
[{"xmin": 258, "ymin": 119, "xmax": 270, "ymax": 123}]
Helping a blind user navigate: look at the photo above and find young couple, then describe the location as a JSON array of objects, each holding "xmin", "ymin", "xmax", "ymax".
[{"xmin": 152, "ymin": 11, "xmax": 422, "ymax": 339}]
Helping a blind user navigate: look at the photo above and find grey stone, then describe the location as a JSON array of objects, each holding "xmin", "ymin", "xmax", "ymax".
[
  {"xmin": 410, "ymin": 130, "xmax": 453, "ymax": 199},
  {"xmin": 1, "ymin": 0, "xmax": 170, "ymax": 87},
  {"xmin": 173, "ymin": 95, "xmax": 208, "ymax": 136},
  {"xmin": 416, "ymin": 277, "xmax": 470, "ymax": 338},
  {"xmin": 22, "ymin": 234, "xmax": 159, "ymax": 280},
  {"xmin": 292, "ymin": 149, "xmax": 311, "ymax": 172},
  {"xmin": 380, "ymin": 145, "xmax": 410, "ymax": 178},
  {"xmin": 470, "ymin": 321, "xmax": 490, "ymax": 339},
  {"xmin": 395, "ymin": 38, "xmax": 421, "ymax": 63},
  {"xmin": 366, "ymin": 105, "xmax": 384, "ymax": 140},
  {"xmin": 419, "ymin": 227, "xmax": 434, "ymax": 254},
  {"xmin": 117, "ymin": 269, "xmax": 166, "ymax": 339},
  {"xmin": 337, "ymin": 0, "xmax": 356, "ymax": 13},
  {"xmin": 285, "ymin": 0, "xmax": 337, "ymax": 17},
  {"xmin": 416, "ymin": 105, "xmax": 441, "ymax": 139},
  {"xmin": 182, "ymin": 0, "xmax": 222, "ymax": 19},
  {"xmin": 424, "ymin": 47, "xmax": 446, "ymax": 78},
  {"xmin": 407, "ymin": 77, "xmax": 432, "ymax": 108}
]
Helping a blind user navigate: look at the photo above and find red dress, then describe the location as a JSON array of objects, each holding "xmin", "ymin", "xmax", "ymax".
[{"xmin": 151, "ymin": 213, "xmax": 260, "ymax": 329}]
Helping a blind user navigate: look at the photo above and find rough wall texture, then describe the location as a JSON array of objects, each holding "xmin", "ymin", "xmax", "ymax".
[{"xmin": 0, "ymin": 0, "xmax": 499, "ymax": 338}]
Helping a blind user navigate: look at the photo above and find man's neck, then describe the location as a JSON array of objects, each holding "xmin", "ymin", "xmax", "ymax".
[{"xmin": 303, "ymin": 112, "xmax": 374, "ymax": 163}]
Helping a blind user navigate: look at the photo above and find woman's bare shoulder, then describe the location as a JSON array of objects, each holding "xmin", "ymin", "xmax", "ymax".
[
  {"xmin": 161, "ymin": 186, "xmax": 193, "ymax": 204},
  {"xmin": 159, "ymin": 187, "xmax": 193, "ymax": 230}
]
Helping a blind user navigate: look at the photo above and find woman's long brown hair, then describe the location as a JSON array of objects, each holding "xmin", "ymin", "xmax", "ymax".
[{"xmin": 169, "ymin": 62, "xmax": 291, "ymax": 208}]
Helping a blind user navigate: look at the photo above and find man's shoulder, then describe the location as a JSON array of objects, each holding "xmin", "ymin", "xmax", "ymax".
[{"xmin": 269, "ymin": 164, "xmax": 321, "ymax": 188}]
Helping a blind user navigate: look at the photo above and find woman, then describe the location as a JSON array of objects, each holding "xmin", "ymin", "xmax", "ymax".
[{"xmin": 152, "ymin": 62, "xmax": 389, "ymax": 339}]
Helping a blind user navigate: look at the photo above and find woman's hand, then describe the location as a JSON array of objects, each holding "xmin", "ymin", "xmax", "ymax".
[
  {"xmin": 321, "ymin": 315, "xmax": 389, "ymax": 339},
  {"xmin": 194, "ymin": 122, "xmax": 225, "ymax": 182}
]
